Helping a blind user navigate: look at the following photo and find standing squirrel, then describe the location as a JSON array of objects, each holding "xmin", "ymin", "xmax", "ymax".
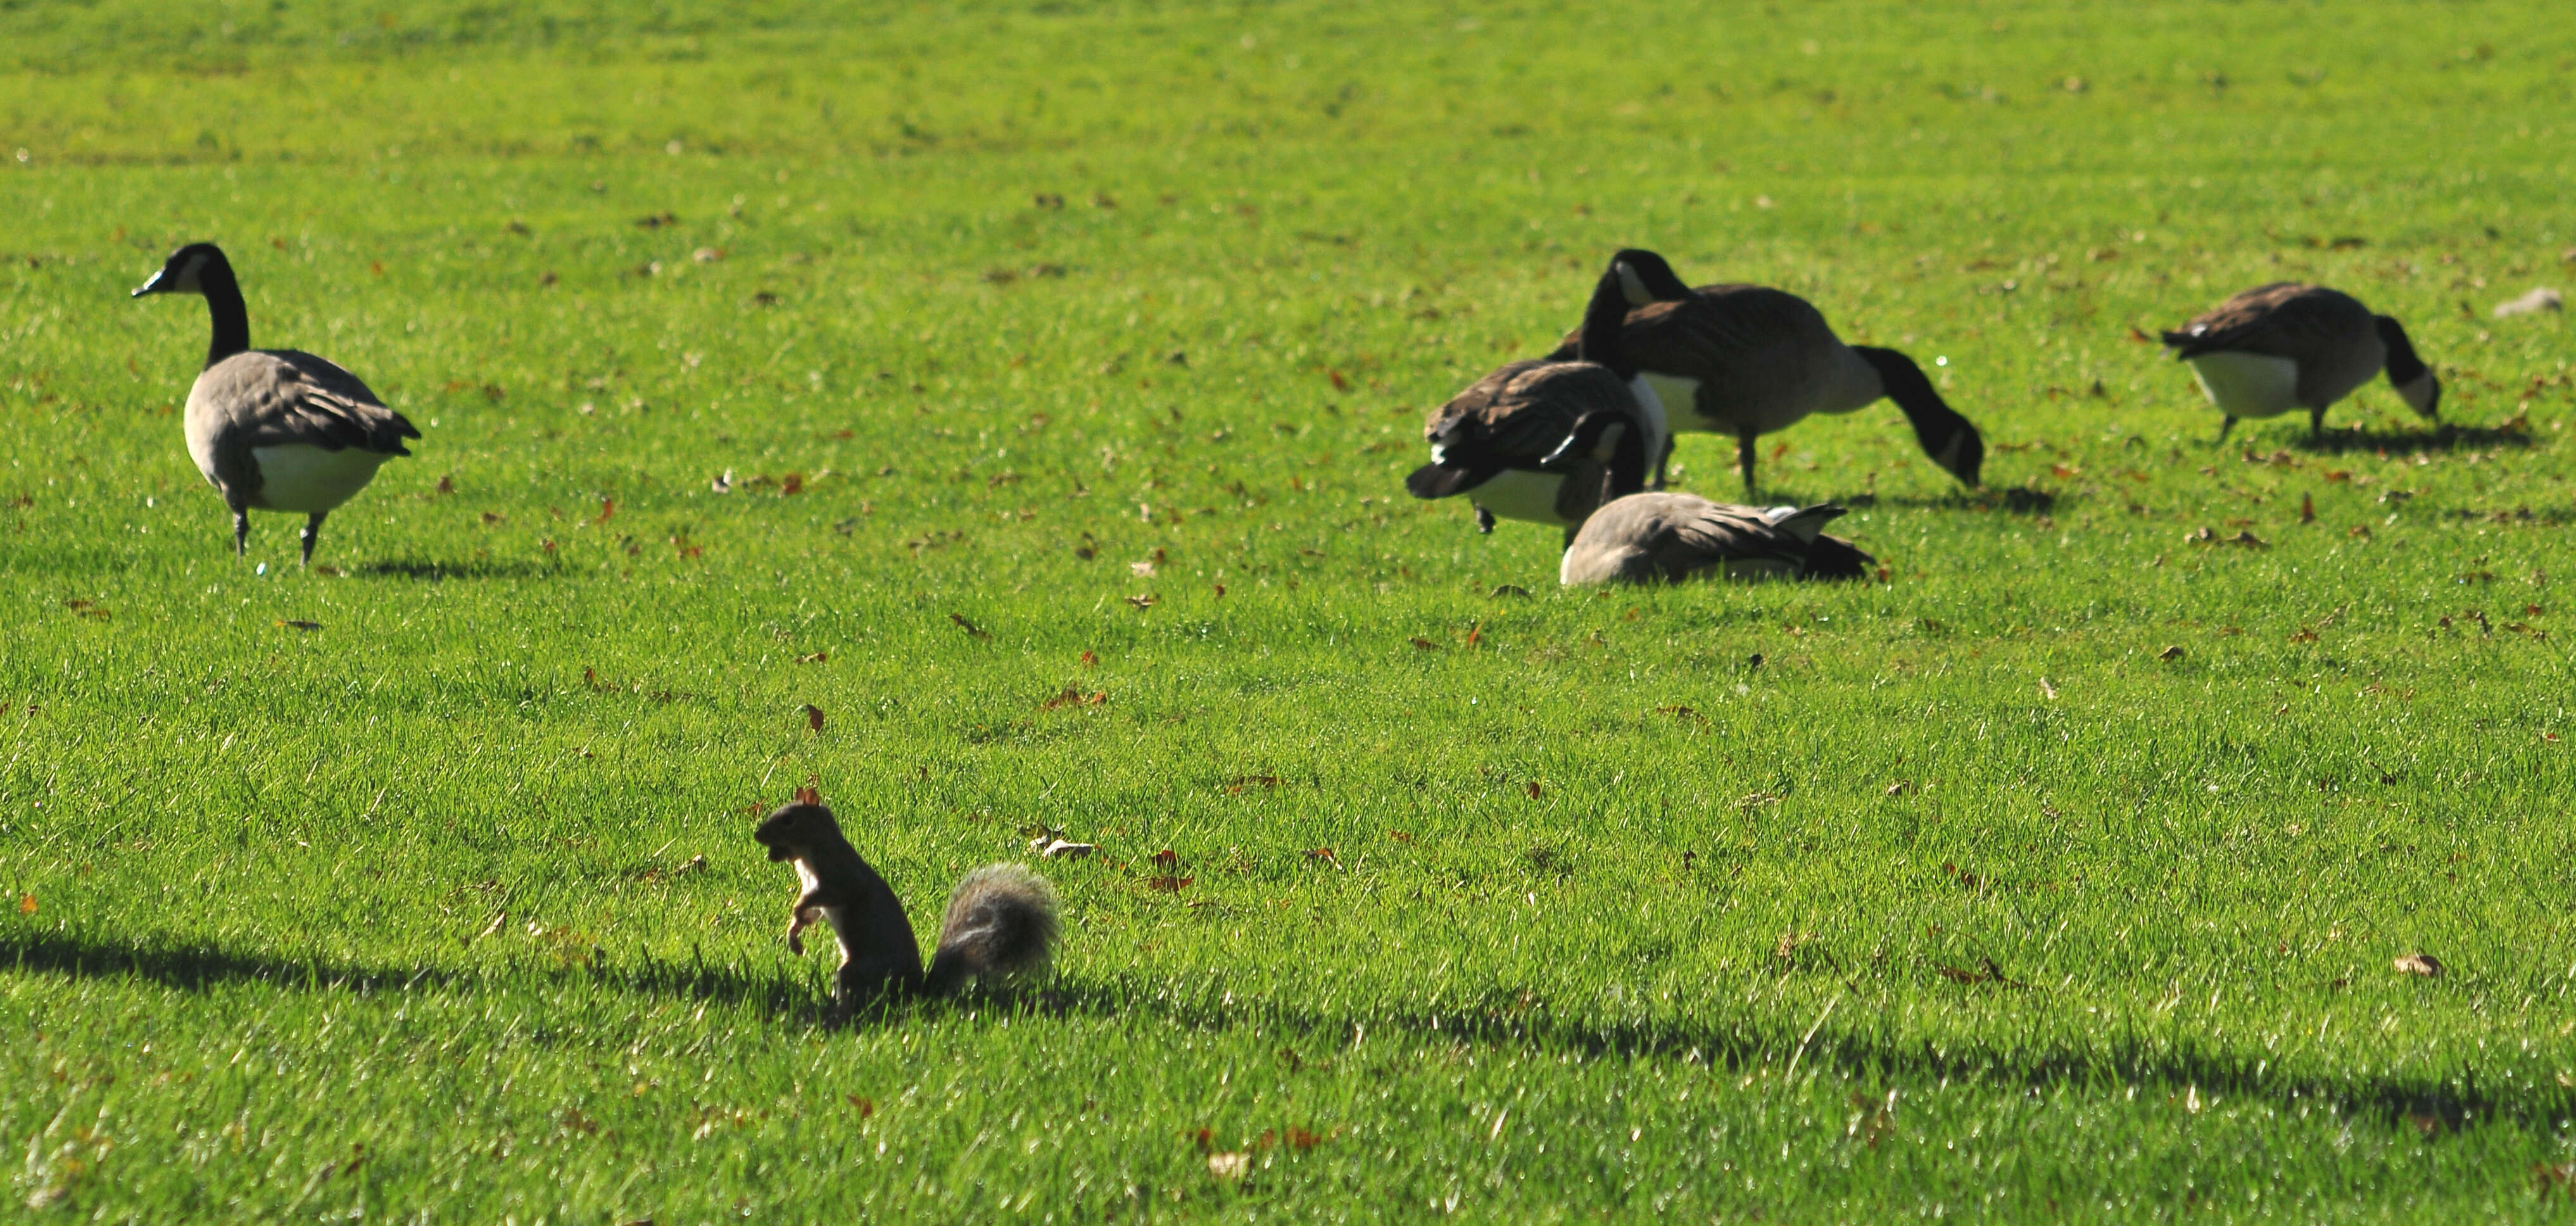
[{"xmin": 752, "ymin": 790, "xmax": 1060, "ymax": 1004}]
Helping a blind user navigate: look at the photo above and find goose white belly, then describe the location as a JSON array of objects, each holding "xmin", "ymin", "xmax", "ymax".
[
  {"xmin": 248, "ymin": 444, "xmax": 392, "ymax": 514},
  {"xmin": 2184, "ymin": 351, "xmax": 2302, "ymax": 418},
  {"xmin": 1641, "ymin": 372, "xmax": 1712, "ymax": 433},
  {"xmin": 1472, "ymin": 468, "xmax": 1575, "ymax": 526}
]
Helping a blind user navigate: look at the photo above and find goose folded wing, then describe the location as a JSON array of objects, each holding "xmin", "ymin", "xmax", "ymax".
[
  {"xmin": 2164, "ymin": 283, "xmax": 2342, "ymax": 358},
  {"xmin": 219, "ymin": 350, "xmax": 421, "ymax": 455}
]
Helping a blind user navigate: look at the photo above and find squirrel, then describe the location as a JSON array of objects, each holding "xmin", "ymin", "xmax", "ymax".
[{"xmin": 752, "ymin": 789, "xmax": 1061, "ymax": 1005}]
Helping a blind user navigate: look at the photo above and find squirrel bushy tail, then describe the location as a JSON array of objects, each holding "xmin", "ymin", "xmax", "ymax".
[{"xmin": 921, "ymin": 864, "xmax": 1061, "ymax": 996}]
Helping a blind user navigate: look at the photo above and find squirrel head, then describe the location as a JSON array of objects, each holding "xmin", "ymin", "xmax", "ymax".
[{"xmin": 753, "ymin": 801, "xmax": 844, "ymax": 863}]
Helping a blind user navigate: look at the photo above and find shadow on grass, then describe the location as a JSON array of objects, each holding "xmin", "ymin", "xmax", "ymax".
[
  {"xmin": 2290, "ymin": 422, "xmax": 2537, "ymax": 457},
  {"xmin": 355, "ymin": 557, "xmax": 556, "ymax": 581},
  {"xmin": 1842, "ymin": 486, "xmax": 2064, "ymax": 515},
  {"xmin": 5, "ymin": 933, "xmax": 2546, "ymax": 1132}
]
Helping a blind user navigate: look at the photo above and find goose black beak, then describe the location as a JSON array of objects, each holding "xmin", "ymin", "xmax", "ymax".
[{"xmin": 131, "ymin": 274, "xmax": 170, "ymax": 298}]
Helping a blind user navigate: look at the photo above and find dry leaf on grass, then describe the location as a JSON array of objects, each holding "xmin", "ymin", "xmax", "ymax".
[
  {"xmin": 1036, "ymin": 840, "xmax": 1095, "ymax": 859},
  {"xmin": 2158, "ymin": 645, "xmax": 2186, "ymax": 662},
  {"xmin": 16, "ymin": 894, "xmax": 32, "ymax": 915},
  {"xmin": 802, "ymin": 704, "xmax": 825, "ymax": 733},
  {"xmin": 949, "ymin": 613, "xmax": 993, "ymax": 640},
  {"xmin": 2393, "ymin": 952, "xmax": 2444, "ymax": 978},
  {"xmin": 279, "ymin": 619, "xmax": 323, "ymax": 631}
]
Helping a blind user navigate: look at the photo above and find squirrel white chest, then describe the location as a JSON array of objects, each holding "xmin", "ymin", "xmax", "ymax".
[{"xmin": 794, "ymin": 860, "xmax": 855, "ymax": 959}]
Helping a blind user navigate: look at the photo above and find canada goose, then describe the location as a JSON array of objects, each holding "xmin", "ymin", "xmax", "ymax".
[
  {"xmin": 1548, "ymin": 249, "xmax": 1983, "ymax": 493},
  {"xmin": 1559, "ymin": 493, "xmax": 1871, "ymax": 585},
  {"xmin": 2161, "ymin": 283, "xmax": 2439, "ymax": 442},
  {"xmin": 132, "ymin": 243, "xmax": 420, "ymax": 564},
  {"xmin": 1406, "ymin": 262, "xmax": 1667, "ymax": 540}
]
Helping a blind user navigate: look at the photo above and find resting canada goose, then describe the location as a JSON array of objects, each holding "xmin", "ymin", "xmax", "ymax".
[
  {"xmin": 132, "ymin": 243, "xmax": 420, "ymax": 564},
  {"xmin": 1560, "ymin": 493, "xmax": 1871, "ymax": 585},
  {"xmin": 1548, "ymin": 249, "xmax": 1983, "ymax": 493},
  {"xmin": 2161, "ymin": 283, "xmax": 2439, "ymax": 442},
  {"xmin": 1406, "ymin": 262, "xmax": 1666, "ymax": 539}
]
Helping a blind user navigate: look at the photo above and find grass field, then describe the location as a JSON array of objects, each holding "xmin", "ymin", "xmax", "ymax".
[{"xmin": 4, "ymin": 0, "xmax": 2576, "ymax": 1219}]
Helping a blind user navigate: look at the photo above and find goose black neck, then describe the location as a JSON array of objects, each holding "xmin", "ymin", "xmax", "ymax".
[
  {"xmin": 2375, "ymin": 315, "xmax": 2427, "ymax": 384},
  {"xmin": 199, "ymin": 256, "xmax": 249, "ymax": 367},
  {"xmin": 1556, "ymin": 409, "xmax": 1646, "ymax": 493},
  {"xmin": 1854, "ymin": 346, "xmax": 1983, "ymax": 485},
  {"xmin": 1575, "ymin": 267, "xmax": 1634, "ymax": 379}
]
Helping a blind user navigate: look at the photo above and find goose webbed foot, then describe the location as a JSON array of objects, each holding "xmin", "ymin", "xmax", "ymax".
[
  {"xmin": 232, "ymin": 510, "xmax": 250, "ymax": 557},
  {"xmin": 1737, "ymin": 434, "xmax": 1759, "ymax": 493},
  {"xmin": 300, "ymin": 512, "xmax": 325, "ymax": 566},
  {"xmin": 2214, "ymin": 416, "xmax": 2237, "ymax": 447},
  {"xmin": 2309, "ymin": 407, "xmax": 2327, "ymax": 440}
]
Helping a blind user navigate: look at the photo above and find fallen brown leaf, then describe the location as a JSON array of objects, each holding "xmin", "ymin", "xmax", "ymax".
[
  {"xmin": 279, "ymin": 619, "xmax": 323, "ymax": 631},
  {"xmin": 17, "ymin": 894, "xmax": 32, "ymax": 915},
  {"xmin": 595, "ymin": 497, "xmax": 616, "ymax": 526},
  {"xmin": 2393, "ymin": 953, "xmax": 2444, "ymax": 978},
  {"xmin": 950, "ymin": 613, "xmax": 993, "ymax": 640},
  {"xmin": 1410, "ymin": 636, "xmax": 1439, "ymax": 650},
  {"xmin": 1525, "ymin": 780, "xmax": 1543, "ymax": 799},
  {"xmin": 802, "ymin": 704, "xmax": 825, "ymax": 733},
  {"xmin": 2158, "ymin": 645, "xmax": 2185, "ymax": 662},
  {"xmin": 1148, "ymin": 875, "xmax": 1195, "ymax": 894}
]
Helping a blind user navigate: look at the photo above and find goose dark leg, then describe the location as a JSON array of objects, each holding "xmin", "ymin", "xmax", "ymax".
[
  {"xmin": 1474, "ymin": 505, "xmax": 1496, "ymax": 534},
  {"xmin": 2309, "ymin": 407, "xmax": 2326, "ymax": 439},
  {"xmin": 1654, "ymin": 436, "xmax": 1674, "ymax": 490},
  {"xmin": 2214, "ymin": 416, "xmax": 2237, "ymax": 447},
  {"xmin": 232, "ymin": 509, "xmax": 250, "ymax": 557},
  {"xmin": 1738, "ymin": 433, "xmax": 1758, "ymax": 493},
  {"xmin": 300, "ymin": 512, "xmax": 325, "ymax": 566}
]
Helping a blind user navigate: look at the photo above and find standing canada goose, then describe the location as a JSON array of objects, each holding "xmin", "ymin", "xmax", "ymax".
[
  {"xmin": 132, "ymin": 243, "xmax": 420, "ymax": 565},
  {"xmin": 1406, "ymin": 261, "xmax": 1667, "ymax": 540},
  {"xmin": 1548, "ymin": 249, "xmax": 1983, "ymax": 494},
  {"xmin": 1560, "ymin": 493, "xmax": 1871, "ymax": 585},
  {"xmin": 2161, "ymin": 283, "xmax": 2439, "ymax": 443}
]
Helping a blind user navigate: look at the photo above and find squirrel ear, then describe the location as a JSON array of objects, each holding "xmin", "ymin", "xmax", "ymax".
[{"xmin": 793, "ymin": 785, "xmax": 822, "ymax": 807}]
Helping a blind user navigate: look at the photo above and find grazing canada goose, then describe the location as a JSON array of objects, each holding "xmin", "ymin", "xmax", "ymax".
[
  {"xmin": 1560, "ymin": 493, "xmax": 1871, "ymax": 585},
  {"xmin": 1548, "ymin": 249, "xmax": 1983, "ymax": 493},
  {"xmin": 132, "ymin": 243, "xmax": 420, "ymax": 564},
  {"xmin": 2161, "ymin": 283, "xmax": 2439, "ymax": 442},
  {"xmin": 1406, "ymin": 262, "xmax": 1666, "ymax": 540}
]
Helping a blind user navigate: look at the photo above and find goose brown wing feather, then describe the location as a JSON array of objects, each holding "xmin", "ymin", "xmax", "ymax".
[
  {"xmin": 2166, "ymin": 284, "xmax": 2371, "ymax": 360},
  {"xmin": 1425, "ymin": 360, "xmax": 1632, "ymax": 459},
  {"xmin": 1550, "ymin": 286, "xmax": 1839, "ymax": 378},
  {"xmin": 203, "ymin": 350, "xmax": 421, "ymax": 455}
]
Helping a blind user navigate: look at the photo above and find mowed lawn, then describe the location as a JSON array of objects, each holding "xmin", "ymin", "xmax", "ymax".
[{"xmin": 4, "ymin": 0, "xmax": 2575, "ymax": 1218}]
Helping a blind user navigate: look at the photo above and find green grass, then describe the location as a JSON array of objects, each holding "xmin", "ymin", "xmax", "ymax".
[{"xmin": 4, "ymin": 0, "xmax": 2576, "ymax": 1218}]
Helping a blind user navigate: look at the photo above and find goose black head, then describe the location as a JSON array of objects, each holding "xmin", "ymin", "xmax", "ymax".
[
  {"xmin": 2375, "ymin": 315, "xmax": 2440, "ymax": 419},
  {"xmin": 132, "ymin": 243, "xmax": 231, "ymax": 298},
  {"xmin": 1607, "ymin": 248, "xmax": 1691, "ymax": 306},
  {"xmin": 1574, "ymin": 262, "xmax": 1638, "ymax": 380}
]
